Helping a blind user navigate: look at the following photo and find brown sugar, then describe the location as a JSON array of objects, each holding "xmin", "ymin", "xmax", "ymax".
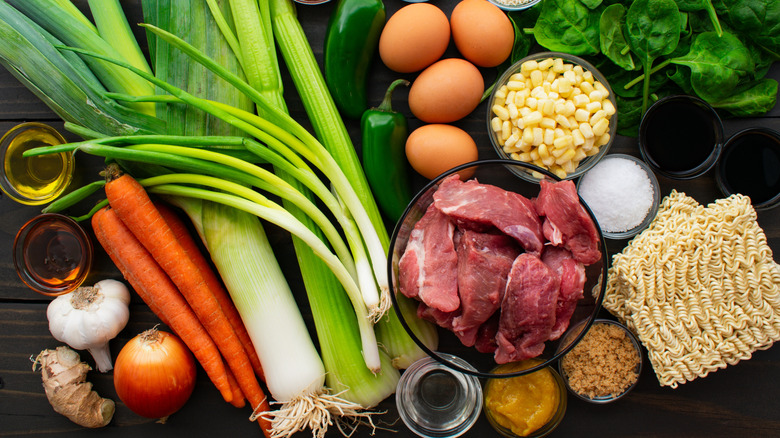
[{"xmin": 560, "ymin": 322, "xmax": 641, "ymax": 399}]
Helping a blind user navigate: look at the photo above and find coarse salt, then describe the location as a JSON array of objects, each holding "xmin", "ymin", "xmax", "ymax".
[{"xmin": 578, "ymin": 157, "xmax": 654, "ymax": 233}]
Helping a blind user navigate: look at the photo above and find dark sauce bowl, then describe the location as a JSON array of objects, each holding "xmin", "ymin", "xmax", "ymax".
[
  {"xmin": 716, "ymin": 127, "xmax": 780, "ymax": 210},
  {"xmin": 639, "ymin": 95, "xmax": 724, "ymax": 180},
  {"xmin": 387, "ymin": 159, "xmax": 607, "ymax": 379}
]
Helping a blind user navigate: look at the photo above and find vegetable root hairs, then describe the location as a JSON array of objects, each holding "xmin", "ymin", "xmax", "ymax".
[
  {"xmin": 255, "ymin": 388, "xmax": 381, "ymax": 438},
  {"xmin": 32, "ymin": 346, "xmax": 115, "ymax": 428}
]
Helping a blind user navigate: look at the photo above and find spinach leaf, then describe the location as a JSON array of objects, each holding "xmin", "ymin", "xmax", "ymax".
[
  {"xmin": 533, "ymin": 0, "xmax": 601, "ymax": 55},
  {"xmin": 674, "ymin": 0, "xmax": 723, "ymax": 35},
  {"xmin": 581, "ymin": 0, "xmax": 604, "ymax": 8},
  {"xmin": 714, "ymin": 0, "xmax": 780, "ymax": 57},
  {"xmin": 626, "ymin": 0, "xmax": 682, "ymax": 113},
  {"xmin": 711, "ymin": 78, "xmax": 778, "ymax": 116},
  {"xmin": 599, "ymin": 4, "xmax": 637, "ymax": 70},
  {"xmin": 670, "ymin": 31, "xmax": 754, "ymax": 103},
  {"xmin": 667, "ymin": 65, "xmax": 695, "ymax": 94}
]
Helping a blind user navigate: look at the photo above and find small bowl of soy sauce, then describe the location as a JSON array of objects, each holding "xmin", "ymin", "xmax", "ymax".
[
  {"xmin": 13, "ymin": 213, "xmax": 93, "ymax": 296},
  {"xmin": 716, "ymin": 128, "xmax": 780, "ymax": 210},
  {"xmin": 638, "ymin": 95, "xmax": 724, "ymax": 180}
]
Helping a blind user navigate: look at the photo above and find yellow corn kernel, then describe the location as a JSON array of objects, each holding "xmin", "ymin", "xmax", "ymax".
[
  {"xmin": 508, "ymin": 103, "xmax": 519, "ymax": 120},
  {"xmin": 531, "ymin": 69, "xmax": 544, "ymax": 87},
  {"xmin": 589, "ymin": 90, "xmax": 605, "ymax": 102},
  {"xmin": 542, "ymin": 155, "xmax": 556, "ymax": 167},
  {"xmin": 573, "ymin": 94, "xmax": 590, "ymax": 108},
  {"xmin": 519, "ymin": 106, "xmax": 533, "ymax": 117},
  {"xmin": 504, "ymin": 132, "xmax": 520, "ymax": 150},
  {"xmin": 544, "ymin": 128, "xmax": 555, "ymax": 145},
  {"xmin": 530, "ymin": 86, "xmax": 546, "ymax": 99},
  {"xmin": 555, "ymin": 114, "xmax": 572, "ymax": 129},
  {"xmin": 525, "ymin": 96, "xmax": 538, "ymax": 110},
  {"xmin": 551, "ymin": 145, "xmax": 567, "ymax": 158},
  {"xmin": 596, "ymin": 133, "xmax": 611, "ymax": 146},
  {"xmin": 510, "ymin": 72, "xmax": 525, "ymax": 82},
  {"xmin": 574, "ymin": 108, "xmax": 590, "ymax": 122},
  {"xmin": 552, "ymin": 57, "xmax": 565, "ymax": 73},
  {"xmin": 559, "ymin": 75, "xmax": 574, "ymax": 93},
  {"xmin": 553, "ymin": 134, "xmax": 573, "ymax": 149},
  {"xmin": 501, "ymin": 120, "xmax": 512, "ymax": 140},
  {"xmin": 540, "ymin": 99, "xmax": 555, "ymax": 116},
  {"xmin": 523, "ymin": 110, "xmax": 543, "ymax": 126},
  {"xmin": 562, "ymin": 159, "xmax": 577, "ymax": 174},
  {"xmin": 545, "ymin": 70, "xmax": 557, "ymax": 84},
  {"xmin": 523, "ymin": 127, "xmax": 535, "ymax": 145},
  {"xmin": 538, "ymin": 143, "xmax": 550, "ymax": 159},
  {"xmin": 586, "ymin": 145, "xmax": 601, "ymax": 156},
  {"xmin": 592, "ymin": 118, "xmax": 610, "ymax": 137},
  {"xmin": 517, "ymin": 151, "xmax": 532, "ymax": 162},
  {"xmin": 554, "ymin": 127, "xmax": 566, "ymax": 138},
  {"xmin": 579, "ymin": 122, "xmax": 594, "ymax": 139},
  {"xmin": 540, "ymin": 116, "xmax": 557, "ymax": 130},
  {"xmin": 561, "ymin": 101, "xmax": 577, "ymax": 116},
  {"xmin": 555, "ymin": 148, "xmax": 577, "ymax": 165},
  {"xmin": 602, "ymin": 99, "xmax": 616, "ymax": 116},
  {"xmin": 572, "ymin": 128, "xmax": 585, "ymax": 146},
  {"xmin": 538, "ymin": 57, "xmax": 554, "ymax": 71},
  {"xmin": 521, "ymin": 60, "xmax": 538, "ymax": 75},
  {"xmin": 551, "ymin": 165, "xmax": 568, "ymax": 179},
  {"xmin": 582, "ymin": 136, "xmax": 595, "ymax": 152},
  {"xmin": 585, "ymin": 101, "xmax": 602, "ymax": 113},
  {"xmin": 518, "ymin": 139, "xmax": 532, "ymax": 152},
  {"xmin": 583, "ymin": 70, "xmax": 594, "ymax": 83},
  {"xmin": 579, "ymin": 81, "xmax": 595, "ymax": 95},
  {"xmin": 496, "ymin": 85, "xmax": 508, "ymax": 98},
  {"xmin": 573, "ymin": 148, "xmax": 587, "ymax": 162},
  {"xmin": 570, "ymin": 87, "xmax": 582, "ymax": 97},
  {"xmin": 532, "ymin": 127, "xmax": 544, "ymax": 146},
  {"xmin": 548, "ymin": 91, "xmax": 559, "ymax": 100},
  {"xmin": 491, "ymin": 116, "xmax": 502, "ymax": 132},
  {"xmin": 507, "ymin": 80, "xmax": 525, "ymax": 91},
  {"xmin": 530, "ymin": 149, "xmax": 540, "ymax": 161},
  {"xmin": 589, "ymin": 109, "xmax": 606, "ymax": 126},
  {"xmin": 506, "ymin": 90, "xmax": 516, "ymax": 105},
  {"xmin": 493, "ymin": 104, "xmax": 510, "ymax": 120},
  {"xmin": 573, "ymin": 65, "xmax": 584, "ymax": 75},
  {"xmin": 594, "ymin": 81, "xmax": 608, "ymax": 94}
]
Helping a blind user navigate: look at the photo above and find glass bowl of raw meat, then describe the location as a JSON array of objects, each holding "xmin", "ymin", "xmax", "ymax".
[{"xmin": 388, "ymin": 159, "xmax": 608, "ymax": 378}]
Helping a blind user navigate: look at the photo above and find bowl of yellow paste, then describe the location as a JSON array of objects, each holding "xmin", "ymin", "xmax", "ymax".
[{"xmin": 483, "ymin": 359, "xmax": 567, "ymax": 437}]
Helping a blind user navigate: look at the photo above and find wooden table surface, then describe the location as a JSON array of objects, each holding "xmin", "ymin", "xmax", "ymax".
[{"xmin": 2, "ymin": 1, "xmax": 780, "ymax": 437}]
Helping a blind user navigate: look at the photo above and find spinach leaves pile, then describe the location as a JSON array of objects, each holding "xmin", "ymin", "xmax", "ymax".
[{"xmin": 505, "ymin": 0, "xmax": 779, "ymax": 136}]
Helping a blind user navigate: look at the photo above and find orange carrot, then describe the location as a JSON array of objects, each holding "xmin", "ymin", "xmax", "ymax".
[
  {"xmin": 102, "ymin": 165, "xmax": 271, "ymax": 435},
  {"xmin": 225, "ymin": 364, "xmax": 246, "ymax": 409},
  {"xmin": 156, "ymin": 202, "xmax": 265, "ymax": 381},
  {"xmin": 91, "ymin": 206, "xmax": 234, "ymax": 404}
]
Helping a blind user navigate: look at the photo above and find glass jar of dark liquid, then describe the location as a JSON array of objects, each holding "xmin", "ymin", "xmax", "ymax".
[
  {"xmin": 13, "ymin": 213, "xmax": 93, "ymax": 296},
  {"xmin": 716, "ymin": 128, "xmax": 780, "ymax": 210},
  {"xmin": 639, "ymin": 95, "xmax": 724, "ymax": 179}
]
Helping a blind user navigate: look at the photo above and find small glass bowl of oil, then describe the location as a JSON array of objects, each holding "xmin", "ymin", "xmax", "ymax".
[
  {"xmin": 13, "ymin": 213, "xmax": 93, "ymax": 297},
  {"xmin": 0, "ymin": 122, "xmax": 73, "ymax": 205}
]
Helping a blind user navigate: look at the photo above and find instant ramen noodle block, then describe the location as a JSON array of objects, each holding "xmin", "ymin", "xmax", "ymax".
[{"xmin": 603, "ymin": 190, "xmax": 780, "ymax": 388}]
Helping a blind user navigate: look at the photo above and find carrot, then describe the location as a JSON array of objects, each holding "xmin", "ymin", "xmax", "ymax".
[
  {"xmin": 91, "ymin": 206, "xmax": 234, "ymax": 404},
  {"xmin": 102, "ymin": 164, "xmax": 271, "ymax": 434},
  {"xmin": 156, "ymin": 202, "xmax": 266, "ymax": 381},
  {"xmin": 225, "ymin": 364, "xmax": 246, "ymax": 409}
]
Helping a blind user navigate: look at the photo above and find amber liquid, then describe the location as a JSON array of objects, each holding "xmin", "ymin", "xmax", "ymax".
[
  {"xmin": 3, "ymin": 126, "xmax": 70, "ymax": 203},
  {"xmin": 22, "ymin": 219, "xmax": 88, "ymax": 289}
]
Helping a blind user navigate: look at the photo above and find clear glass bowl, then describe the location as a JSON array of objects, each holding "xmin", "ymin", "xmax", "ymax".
[
  {"xmin": 486, "ymin": 52, "xmax": 617, "ymax": 183},
  {"xmin": 487, "ymin": 0, "xmax": 542, "ymax": 11},
  {"xmin": 13, "ymin": 213, "xmax": 93, "ymax": 296},
  {"xmin": 557, "ymin": 319, "xmax": 643, "ymax": 404},
  {"xmin": 396, "ymin": 353, "xmax": 483, "ymax": 438},
  {"xmin": 388, "ymin": 159, "xmax": 608, "ymax": 379},
  {"xmin": 576, "ymin": 153, "xmax": 661, "ymax": 240},
  {"xmin": 484, "ymin": 361, "xmax": 567, "ymax": 438}
]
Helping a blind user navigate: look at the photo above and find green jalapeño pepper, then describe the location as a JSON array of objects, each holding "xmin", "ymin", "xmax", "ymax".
[
  {"xmin": 324, "ymin": 0, "xmax": 385, "ymax": 119},
  {"xmin": 361, "ymin": 79, "xmax": 413, "ymax": 223}
]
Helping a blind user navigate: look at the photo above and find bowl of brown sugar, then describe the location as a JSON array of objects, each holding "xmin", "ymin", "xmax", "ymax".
[{"xmin": 557, "ymin": 319, "xmax": 642, "ymax": 403}]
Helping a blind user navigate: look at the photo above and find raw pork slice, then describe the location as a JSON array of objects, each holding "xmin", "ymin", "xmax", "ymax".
[
  {"xmin": 495, "ymin": 253, "xmax": 560, "ymax": 364},
  {"xmin": 534, "ymin": 179, "xmax": 601, "ymax": 265},
  {"xmin": 451, "ymin": 230, "xmax": 520, "ymax": 346},
  {"xmin": 542, "ymin": 246, "xmax": 586, "ymax": 340},
  {"xmin": 398, "ymin": 203, "xmax": 460, "ymax": 312},
  {"xmin": 433, "ymin": 174, "xmax": 545, "ymax": 255},
  {"xmin": 474, "ymin": 314, "xmax": 499, "ymax": 354},
  {"xmin": 417, "ymin": 302, "xmax": 457, "ymax": 331}
]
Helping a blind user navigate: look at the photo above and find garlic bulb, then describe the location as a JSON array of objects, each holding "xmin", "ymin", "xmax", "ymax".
[{"xmin": 47, "ymin": 279, "xmax": 131, "ymax": 372}]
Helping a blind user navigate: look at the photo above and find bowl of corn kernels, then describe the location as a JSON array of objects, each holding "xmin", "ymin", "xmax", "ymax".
[{"xmin": 486, "ymin": 52, "xmax": 617, "ymax": 183}]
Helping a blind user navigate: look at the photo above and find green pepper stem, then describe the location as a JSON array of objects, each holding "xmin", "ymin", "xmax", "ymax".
[{"xmin": 376, "ymin": 79, "xmax": 409, "ymax": 113}]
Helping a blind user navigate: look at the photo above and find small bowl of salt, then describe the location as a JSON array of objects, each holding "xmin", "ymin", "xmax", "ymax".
[{"xmin": 577, "ymin": 154, "xmax": 660, "ymax": 240}]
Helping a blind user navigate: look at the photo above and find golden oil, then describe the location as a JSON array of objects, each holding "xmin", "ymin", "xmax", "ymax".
[{"xmin": 0, "ymin": 122, "xmax": 73, "ymax": 205}]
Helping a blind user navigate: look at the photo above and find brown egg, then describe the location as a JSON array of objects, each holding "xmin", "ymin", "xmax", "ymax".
[
  {"xmin": 378, "ymin": 3, "xmax": 450, "ymax": 73},
  {"xmin": 451, "ymin": 0, "xmax": 514, "ymax": 68},
  {"xmin": 406, "ymin": 124, "xmax": 478, "ymax": 180},
  {"xmin": 408, "ymin": 58, "xmax": 484, "ymax": 124}
]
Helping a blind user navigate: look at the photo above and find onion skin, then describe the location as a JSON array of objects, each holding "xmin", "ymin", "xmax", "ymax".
[{"xmin": 113, "ymin": 328, "xmax": 197, "ymax": 419}]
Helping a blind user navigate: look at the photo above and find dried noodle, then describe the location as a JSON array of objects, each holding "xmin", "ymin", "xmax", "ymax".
[{"xmin": 603, "ymin": 190, "xmax": 780, "ymax": 388}]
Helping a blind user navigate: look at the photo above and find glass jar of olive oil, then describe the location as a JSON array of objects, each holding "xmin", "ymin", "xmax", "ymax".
[{"xmin": 0, "ymin": 122, "xmax": 73, "ymax": 205}]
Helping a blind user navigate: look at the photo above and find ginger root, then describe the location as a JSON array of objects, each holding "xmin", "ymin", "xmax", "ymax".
[{"xmin": 33, "ymin": 346, "xmax": 115, "ymax": 428}]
